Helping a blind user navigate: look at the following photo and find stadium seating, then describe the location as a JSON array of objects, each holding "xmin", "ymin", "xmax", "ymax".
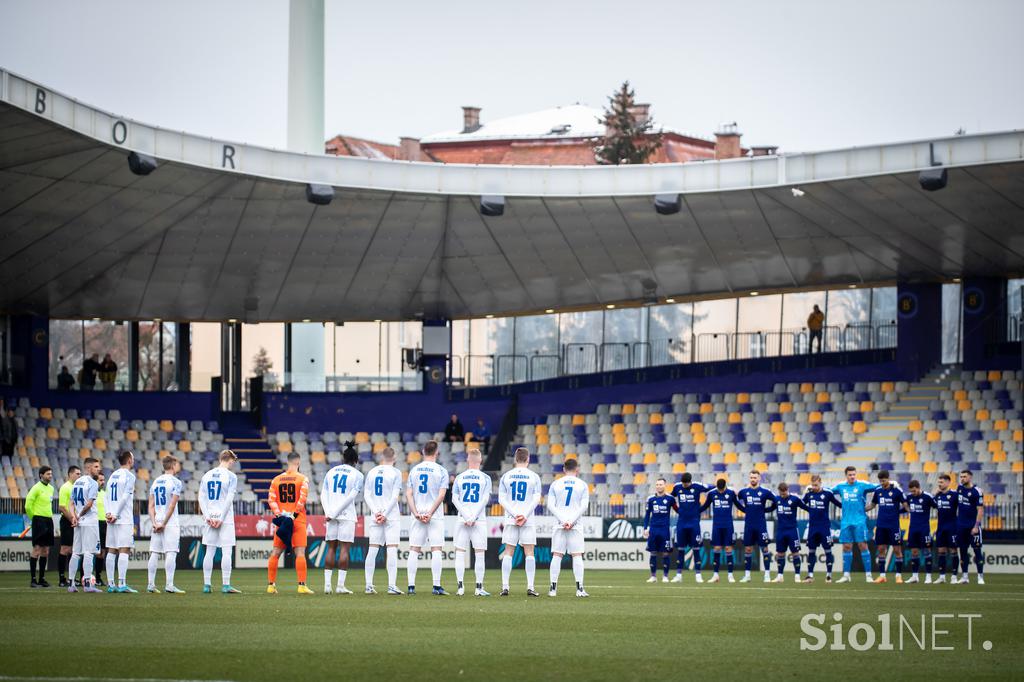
[{"xmin": 0, "ymin": 398, "xmax": 258, "ymax": 504}]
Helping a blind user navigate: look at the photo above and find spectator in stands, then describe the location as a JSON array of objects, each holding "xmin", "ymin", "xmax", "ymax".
[
  {"xmin": 0, "ymin": 407, "xmax": 18, "ymax": 459},
  {"xmin": 79, "ymin": 354, "xmax": 100, "ymax": 391},
  {"xmin": 444, "ymin": 414, "xmax": 465, "ymax": 443},
  {"xmin": 807, "ymin": 305, "xmax": 825, "ymax": 353},
  {"xmin": 98, "ymin": 354, "xmax": 118, "ymax": 391},
  {"xmin": 56, "ymin": 366, "xmax": 75, "ymax": 391},
  {"xmin": 472, "ymin": 417, "xmax": 491, "ymax": 454}
]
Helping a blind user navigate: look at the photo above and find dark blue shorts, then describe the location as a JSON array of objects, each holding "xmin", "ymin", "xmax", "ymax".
[
  {"xmin": 647, "ymin": 529, "xmax": 672, "ymax": 553},
  {"xmin": 874, "ymin": 526, "xmax": 902, "ymax": 546},
  {"xmin": 906, "ymin": 530, "xmax": 931, "ymax": 550},
  {"xmin": 675, "ymin": 525, "xmax": 702, "ymax": 549},
  {"xmin": 956, "ymin": 527, "xmax": 983, "ymax": 550},
  {"xmin": 806, "ymin": 528, "xmax": 833, "ymax": 550},
  {"xmin": 775, "ymin": 530, "xmax": 800, "ymax": 554},
  {"xmin": 743, "ymin": 527, "xmax": 770, "ymax": 548},
  {"xmin": 710, "ymin": 527, "xmax": 734, "ymax": 547},
  {"xmin": 934, "ymin": 527, "xmax": 957, "ymax": 549}
]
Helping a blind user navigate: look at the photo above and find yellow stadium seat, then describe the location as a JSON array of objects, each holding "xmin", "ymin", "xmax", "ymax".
[
  {"xmin": 753, "ymin": 461, "xmax": 768, "ymax": 473},
  {"xmin": 160, "ymin": 420, "xmax": 173, "ymax": 432},
  {"xmin": 700, "ymin": 403, "xmax": 713, "ymax": 414},
  {"xmin": 612, "ymin": 423, "xmax": 626, "ymax": 434},
  {"xmin": 798, "ymin": 473, "xmax": 812, "ymax": 486},
  {"xmin": 800, "ymin": 383, "xmax": 813, "ymax": 394},
  {"xmin": 311, "ymin": 451, "xmax": 326, "ymax": 464},
  {"xmin": 994, "ymin": 419, "xmax": 1008, "ymax": 431},
  {"xmin": 737, "ymin": 393, "xmax": 750, "ymax": 404},
  {"xmin": 137, "ymin": 469, "xmax": 150, "ymax": 482},
  {"xmin": 773, "ymin": 432, "xmax": 787, "ymax": 444},
  {"xmin": 643, "ymin": 453, "xmax": 657, "ymax": 465},
  {"xmin": 633, "ymin": 473, "xmax": 647, "ymax": 485},
  {"xmin": 728, "ymin": 412, "xmax": 741, "ymax": 424},
  {"xmin": 628, "ymin": 442, "xmax": 642, "ymax": 455},
  {"xmin": 993, "ymin": 451, "xmax": 1007, "ymax": 463},
  {"xmin": 30, "ymin": 455, "xmax": 40, "ymax": 468},
  {"xmin": 75, "ymin": 418, "xmax": 87, "ymax": 431},
  {"xmin": 926, "ymin": 430, "xmax": 941, "ymax": 442},
  {"xmin": 24, "ymin": 435, "xmax": 34, "ymax": 448},
  {"xmin": 904, "ymin": 452, "xmax": 919, "ymax": 463},
  {"xmin": 178, "ymin": 440, "xmax": 192, "ymax": 453},
  {"xmin": 159, "ymin": 450, "xmax": 170, "ymax": 459},
  {"xmin": 881, "ymin": 381, "xmax": 894, "ymax": 393},
  {"xmin": 39, "ymin": 407, "xmax": 52, "ymax": 420},
  {"xmin": 988, "ymin": 440, "xmax": 1003, "ymax": 453},
  {"xmin": 1013, "ymin": 461, "xmax": 1023, "ymax": 473},
  {"xmin": 923, "ymin": 461, "xmax": 938, "ymax": 473},
  {"xmin": 13, "ymin": 465, "xmax": 24, "ymax": 477},
  {"xmin": 860, "ymin": 401, "xmax": 874, "ymax": 413},
  {"xmin": 1015, "ymin": 430, "xmax": 1023, "ymax": 442},
  {"xmin": 536, "ymin": 434, "xmax": 550, "ymax": 445},
  {"xmin": 853, "ymin": 421, "xmax": 867, "ymax": 434},
  {"xmin": 610, "ymin": 493, "xmax": 625, "ymax": 505},
  {"xmin": 807, "ymin": 452, "xmax": 821, "ymax": 464},
  {"xmin": 989, "ymin": 516, "xmax": 1004, "ymax": 530},
  {"xmin": 126, "ymin": 429, "xmax": 139, "ymax": 442},
  {"xmin": 535, "ymin": 424, "xmax": 548, "ymax": 435},
  {"xmin": 809, "ymin": 411, "xmax": 822, "ymax": 424},
  {"xmin": 958, "ymin": 399, "xmax": 972, "ymax": 411},
  {"xmin": 94, "ymin": 438, "xmax": 106, "ymax": 451},
  {"xmin": 649, "ymin": 412, "xmax": 663, "ymax": 425},
  {"xmin": 954, "ymin": 389, "xmax": 967, "ymax": 401},
  {"xmin": 724, "ymin": 452, "xmax": 738, "ymax": 464},
  {"xmin": 551, "ymin": 443, "xmax": 564, "ymax": 455},
  {"xmin": 816, "ymin": 392, "xmax": 829, "ymax": 403},
  {"xmin": 613, "ymin": 434, "xmax": 627, "ymax": 445},
  {"xmin": 976, "ymin": 409, "xmax": 989, "ymax": 421},
  {"xmin": 672, "ymin": 463, "xmax": 687, "ymax": 474},
  {"xmin": 779, "ymin": 402, "xmax": 792, "ymax": 413},
  {"xmin": 78, "ymin": 447, "xmax": 90, "ymax": 459},
  {"xmin": 622, "ymin": 404, "xmax": 635, "ymax": 415},
  {"xmin": 406, "ymin": 451, "xmax": 422, "ymax": 464},
  {"xmin": 770, "ymin": 422, "xmax": 784, "ymax": 433},
  {"xmin": 988, "ymin": 370, "xmax": 1002, "ymax": 381},
  {"xmin": 592, "ymin": 463, "xmax": 607, "ymax": 474},
  {"xmin": 373, "ymin": 441, "xmax": 387, "ymax": 453},
  {"xmin": 908, "ymin": 420, "xmax": 922, "ymax": 432},
  {"xmin": 693, "ymin": 433, "xmax": 707, "ymax": 444},
  {"xmin": 790, "ymin": 442, "xmax": 804, "ymax": 454},
  {"xmin": 278, "ymin": 441, "xmax": 293, "ymax": 453},
  {"xmin": 984, "ymin": 493, "xmax": 996, "ymax": 505},
  {"xmin": 901, "ymin": 440, "xmax": 916, "ymax": 453},
  {"xmin": 690, "ymin": 422, "xmax": 704, "ymax": 434},
  {"xmin": 355, "ymin": 432, "xmax": 370, "ymax": 443},
  {"xmin": 572, "ymin": 414, "xmax": 585, "ymax": 426},
  {"xmin": 708, "ymin": 442, "xmax": 722, "ymax": 455}
]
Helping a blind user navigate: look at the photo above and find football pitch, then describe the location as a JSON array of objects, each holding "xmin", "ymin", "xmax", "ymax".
[{"xmin": 1, "ymin": 570, "xmax": 1022, "ymax": 681}]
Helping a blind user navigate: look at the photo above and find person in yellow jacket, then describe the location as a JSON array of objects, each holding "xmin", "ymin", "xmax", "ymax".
[
  {"xmin": 25, "ymin": 466, "xmax": 55, "ymax": 587},
  {"xmin": 807, "ymin": 304, "xmax": 825, "ymax": 353},
  {"xmin": 95, "ymin": 472, "xmax": 108, "ymax": 586}
]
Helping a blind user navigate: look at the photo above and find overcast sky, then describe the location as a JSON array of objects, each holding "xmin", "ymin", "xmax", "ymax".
[{"xmin": 1, "ymin": 0, "xmax": 1021, "ymax": 153}]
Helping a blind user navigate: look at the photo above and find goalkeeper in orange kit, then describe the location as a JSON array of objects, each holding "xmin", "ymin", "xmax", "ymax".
[{"xmin": 267, "ymin": 452, "xmax": 314, "ymax": 594}]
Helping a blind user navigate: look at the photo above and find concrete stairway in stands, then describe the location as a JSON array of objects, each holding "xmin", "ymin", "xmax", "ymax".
[
  {"xmin": 837, "ymin": 365, "xmax": 958, "ymax": 472},
  {"xmin": 224, "ymin": 430, "xmax": 277, "ymax": 499}
]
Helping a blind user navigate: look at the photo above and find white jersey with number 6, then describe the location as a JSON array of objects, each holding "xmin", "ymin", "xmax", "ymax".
[{"xmin": 364, "ymin": 464, "xmax": 403, "ymax": 521}]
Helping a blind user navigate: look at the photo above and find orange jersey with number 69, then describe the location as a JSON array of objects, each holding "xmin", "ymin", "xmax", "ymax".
[{"xmin": 268, "ymin": 472, "xmax": 309, "ymax": 518}]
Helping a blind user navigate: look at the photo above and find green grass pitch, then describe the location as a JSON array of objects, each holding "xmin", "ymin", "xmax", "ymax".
[{"xmin": 1, "ymin": 570, "xmax": 1022, "ymax": 681}]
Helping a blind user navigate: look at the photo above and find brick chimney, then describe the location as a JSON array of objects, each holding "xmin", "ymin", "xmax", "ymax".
[
  {"xmin": 715, "ymin": 122, "xmax": 742, "ymax": 160},
  {"xmin": 399, "ymin": 136, "xmax": 423, "ymax": 161},
  {"xmin": 629, "ymin": 103, "xmax": 651, "ymax": 126},
  {"xmin": 462, "ymin": 106, "xmax": 482, "ymax": 134}
]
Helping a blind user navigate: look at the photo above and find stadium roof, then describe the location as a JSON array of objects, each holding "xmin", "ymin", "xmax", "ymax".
[{"xmin": 2, "ymin": 68, "xmax": 1023, "ymax": 322}]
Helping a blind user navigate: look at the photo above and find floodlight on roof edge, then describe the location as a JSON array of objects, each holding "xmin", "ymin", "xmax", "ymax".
[
  {"xmin": 480, "ymin": 195, "xmax": 505, "ymax": 217},
  {"xmin": 654, "ymin": 193, "xmax": 681, "ymax": 215},
  {"xmin": 127, "ymin": 151, "xmax": 157, "ymax": 176},
  {"xmin": 306, "ymin": 183, "xmax": 334, "ymax": 205},
  {"xmin": 919, "ymin": 142, "xmax": 948, "ymax": 191}
]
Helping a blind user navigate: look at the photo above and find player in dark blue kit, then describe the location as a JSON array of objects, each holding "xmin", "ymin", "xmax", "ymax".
[
  {"xmin": 737, "ymin": 470, "xmax": 776, "ymax": 583},
  {"xmin": 643, "ymin": 478, "xmax": 677, "ymax": 583},
  {"xmin": 670, "ymin": 473, "xmax": 709, "ymax": 583},
  {"xmin": 772, "ymin": 482, "xmax": 808, "ymax": 583},
  {"xmin": 801, "ymin": 475, "xmax": 841, "ymax": 582},
  {"xmin": 932, "ymin": 473, "xmax": 959, "ymax": 584},
  {"xmin": 904, "ymin": 480, "xmax": 935, "ymax": 584},
  {"xmin": 865, "ymin": 470, "xmax": 907, "ymax": 584},
  {"xmin": 955, "ymin": 469, "xmax": 985, "ymax": 585},
  {"xmin": 700, "ymin": 478, "xmax": 743, "ymax": 583}
]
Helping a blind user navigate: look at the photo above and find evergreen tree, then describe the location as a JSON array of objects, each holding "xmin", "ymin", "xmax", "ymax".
[
  {"xmin": 593, "ymin": 81, "xmax": 662, "ymax": 165},
  {"xmin": 252, "ymin": 346, "xmax": 275, "ymax": 389}
]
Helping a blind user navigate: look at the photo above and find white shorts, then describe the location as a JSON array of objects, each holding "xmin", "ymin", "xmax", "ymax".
[
  {"xmin": 367, "ymin": 518, "xmax": 399, "ymax": 546},
  {"xmin": 202, "ymin": 523, "xmax": 236, "ymax": 548},
  {"xmin": 453, "ymin": 522, "xmax": 487, "ymax": 551},
  {"xmin": 72, "ymin": 525, "xmax": 100, "ymax": 555},
  {"xmin": 409, "ymin": 516, "xmax": 445, "ymax": 548},
  {"xmin": 106, "ymin": 524, "xmax": 134, "ymax": 549},
  {"xmin": 150, "ymin": 526, "xmax": 181, "ymax": 554},
  {"xmin": 326, "ymin": 519, "xmax": 355, "ymax": 543},
  {"xmin": 501, "ymin": 523, "xmax": 537, "ymax": 547},
  {"xmin": 551, "ymin": 528, "xmax": 584, "ymax": 555}
]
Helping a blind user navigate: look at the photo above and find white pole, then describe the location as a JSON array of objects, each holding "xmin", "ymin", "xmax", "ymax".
[{"xmin": 287, "ymin": 0, "xmax": 325, "ymax": 155}]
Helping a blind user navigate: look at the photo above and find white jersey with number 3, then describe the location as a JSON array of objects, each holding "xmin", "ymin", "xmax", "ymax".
[{"xmin": 407, "ymin": 460, "xmax": 450, "ymax": 519}]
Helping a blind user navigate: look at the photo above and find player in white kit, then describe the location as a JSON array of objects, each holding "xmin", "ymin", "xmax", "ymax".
[
  {"xmin": 363, "ymin": 447, "xmax": 404, "ymax": 595},
  {"xmin": 147, "ymin": 455, "xmax": 184, "ymax": 593},
  {"xmin": 405, "ymin": 440, "xmax": 450, "ymax": 595},
  {"xmin": 320, "ymin": 446, "xmax": 364, "ymax": 595},
  {"xmin": 451, "ymin": 448, "xmax": 492, "ymax": 596},
  {"xmin": 67, "ymin": 457, "xmax": 102, "ymax": 593},
  {"xmin": 199, "ymin": 450, "xmax": 240, "ymax": 594},
  {"xmin": 498, "ymin": 447, "xmax": 543, "ymax": 596},
  {"xmin": 105, "ymin": 451, "xmax": 137, "ymax": 593},
  {"xmin": 546, "ymin": 458, "xmax": 590, "ymax": 597}
]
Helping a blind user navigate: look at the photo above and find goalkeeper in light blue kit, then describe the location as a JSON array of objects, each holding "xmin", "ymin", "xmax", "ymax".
[{"xmin": 832, "ymin": 465, "xmax": 876, "ymax": 583}]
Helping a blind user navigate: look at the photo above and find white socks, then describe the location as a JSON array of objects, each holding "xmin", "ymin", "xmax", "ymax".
[
  {"xmin": 148, "ymin": 553, "xmax": 160, "ymax": 587},
  {"xmin": 69, "ymin": 554, "xmax": 81, "ymax": 584},
  {"xmin": 364, "ymin": 546, "xmax": 379, "ymax": 587},
  {"xmin": 386, "ymin": 546, "xmax": 398, "ymax": 588},
  {"xmin": 525, "ymin": 556, "xmax": 536, "ymax": 590},
  {"xmin": 430, "ymin": 550, "xmax": 442, "ymax": 587},
  {"xmin": 82, "ymin": 553, "xmax": 94, "ymax": 585},
  {"xmin": 455, "ymin": 550, "xmax": 466, "ymax": 584},
  {"xmin": 203, "ymin": 548, "xmax": 215, "ymax": 585},
  {"xmin": 474, "ymin": 551, "xmax": 485, "ymax": 586},
  {"xmin": 550, "ymin": 556, "xmax": 562, "ymax": 587},
  {"xmin": 106, "ymin": 553, "xmax": 116, "ymax": 584},
  {"xmin": 165, "ymin": 552, "xmax": 176, "ymax": 588},
  {"xmin": 337, "ymin": 569, "xmax": 347, "ymax": 589},
  {"xmin": 501, "ymin": 555, "xmax": 512, "ymax": 589},
  {"xmin": 117, "ymin": 552, "xmax": 129, "ymax": 587},
  {"xmin": 407, "ymin": 551, "xmax": 419, "ymax": 588},
  {"xmin": 220, "ymin": 553, "xmax": 232, "ymax": 585},
  {"xmin": 324, "ymin": 568, "xmax": 333, "ymax": 591},
  {"xmin": 572, "ymin": 555, "xmax": 584, "ymax": 587}
]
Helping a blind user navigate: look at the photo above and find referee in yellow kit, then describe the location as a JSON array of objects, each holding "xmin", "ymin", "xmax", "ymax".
[{"xmin": 25, "ymin": 466, "xmax": 56, "ymax": 588}]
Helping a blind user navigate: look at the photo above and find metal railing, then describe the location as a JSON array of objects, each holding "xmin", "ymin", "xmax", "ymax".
[{"xmin": 450, "ymin": 321, "xmax": 898, "ymax": 387}]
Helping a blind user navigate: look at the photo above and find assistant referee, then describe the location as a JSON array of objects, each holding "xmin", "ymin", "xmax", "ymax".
[{"xmin": 25, "ymin": 466, "xmax": 55, "ymax": 588}]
